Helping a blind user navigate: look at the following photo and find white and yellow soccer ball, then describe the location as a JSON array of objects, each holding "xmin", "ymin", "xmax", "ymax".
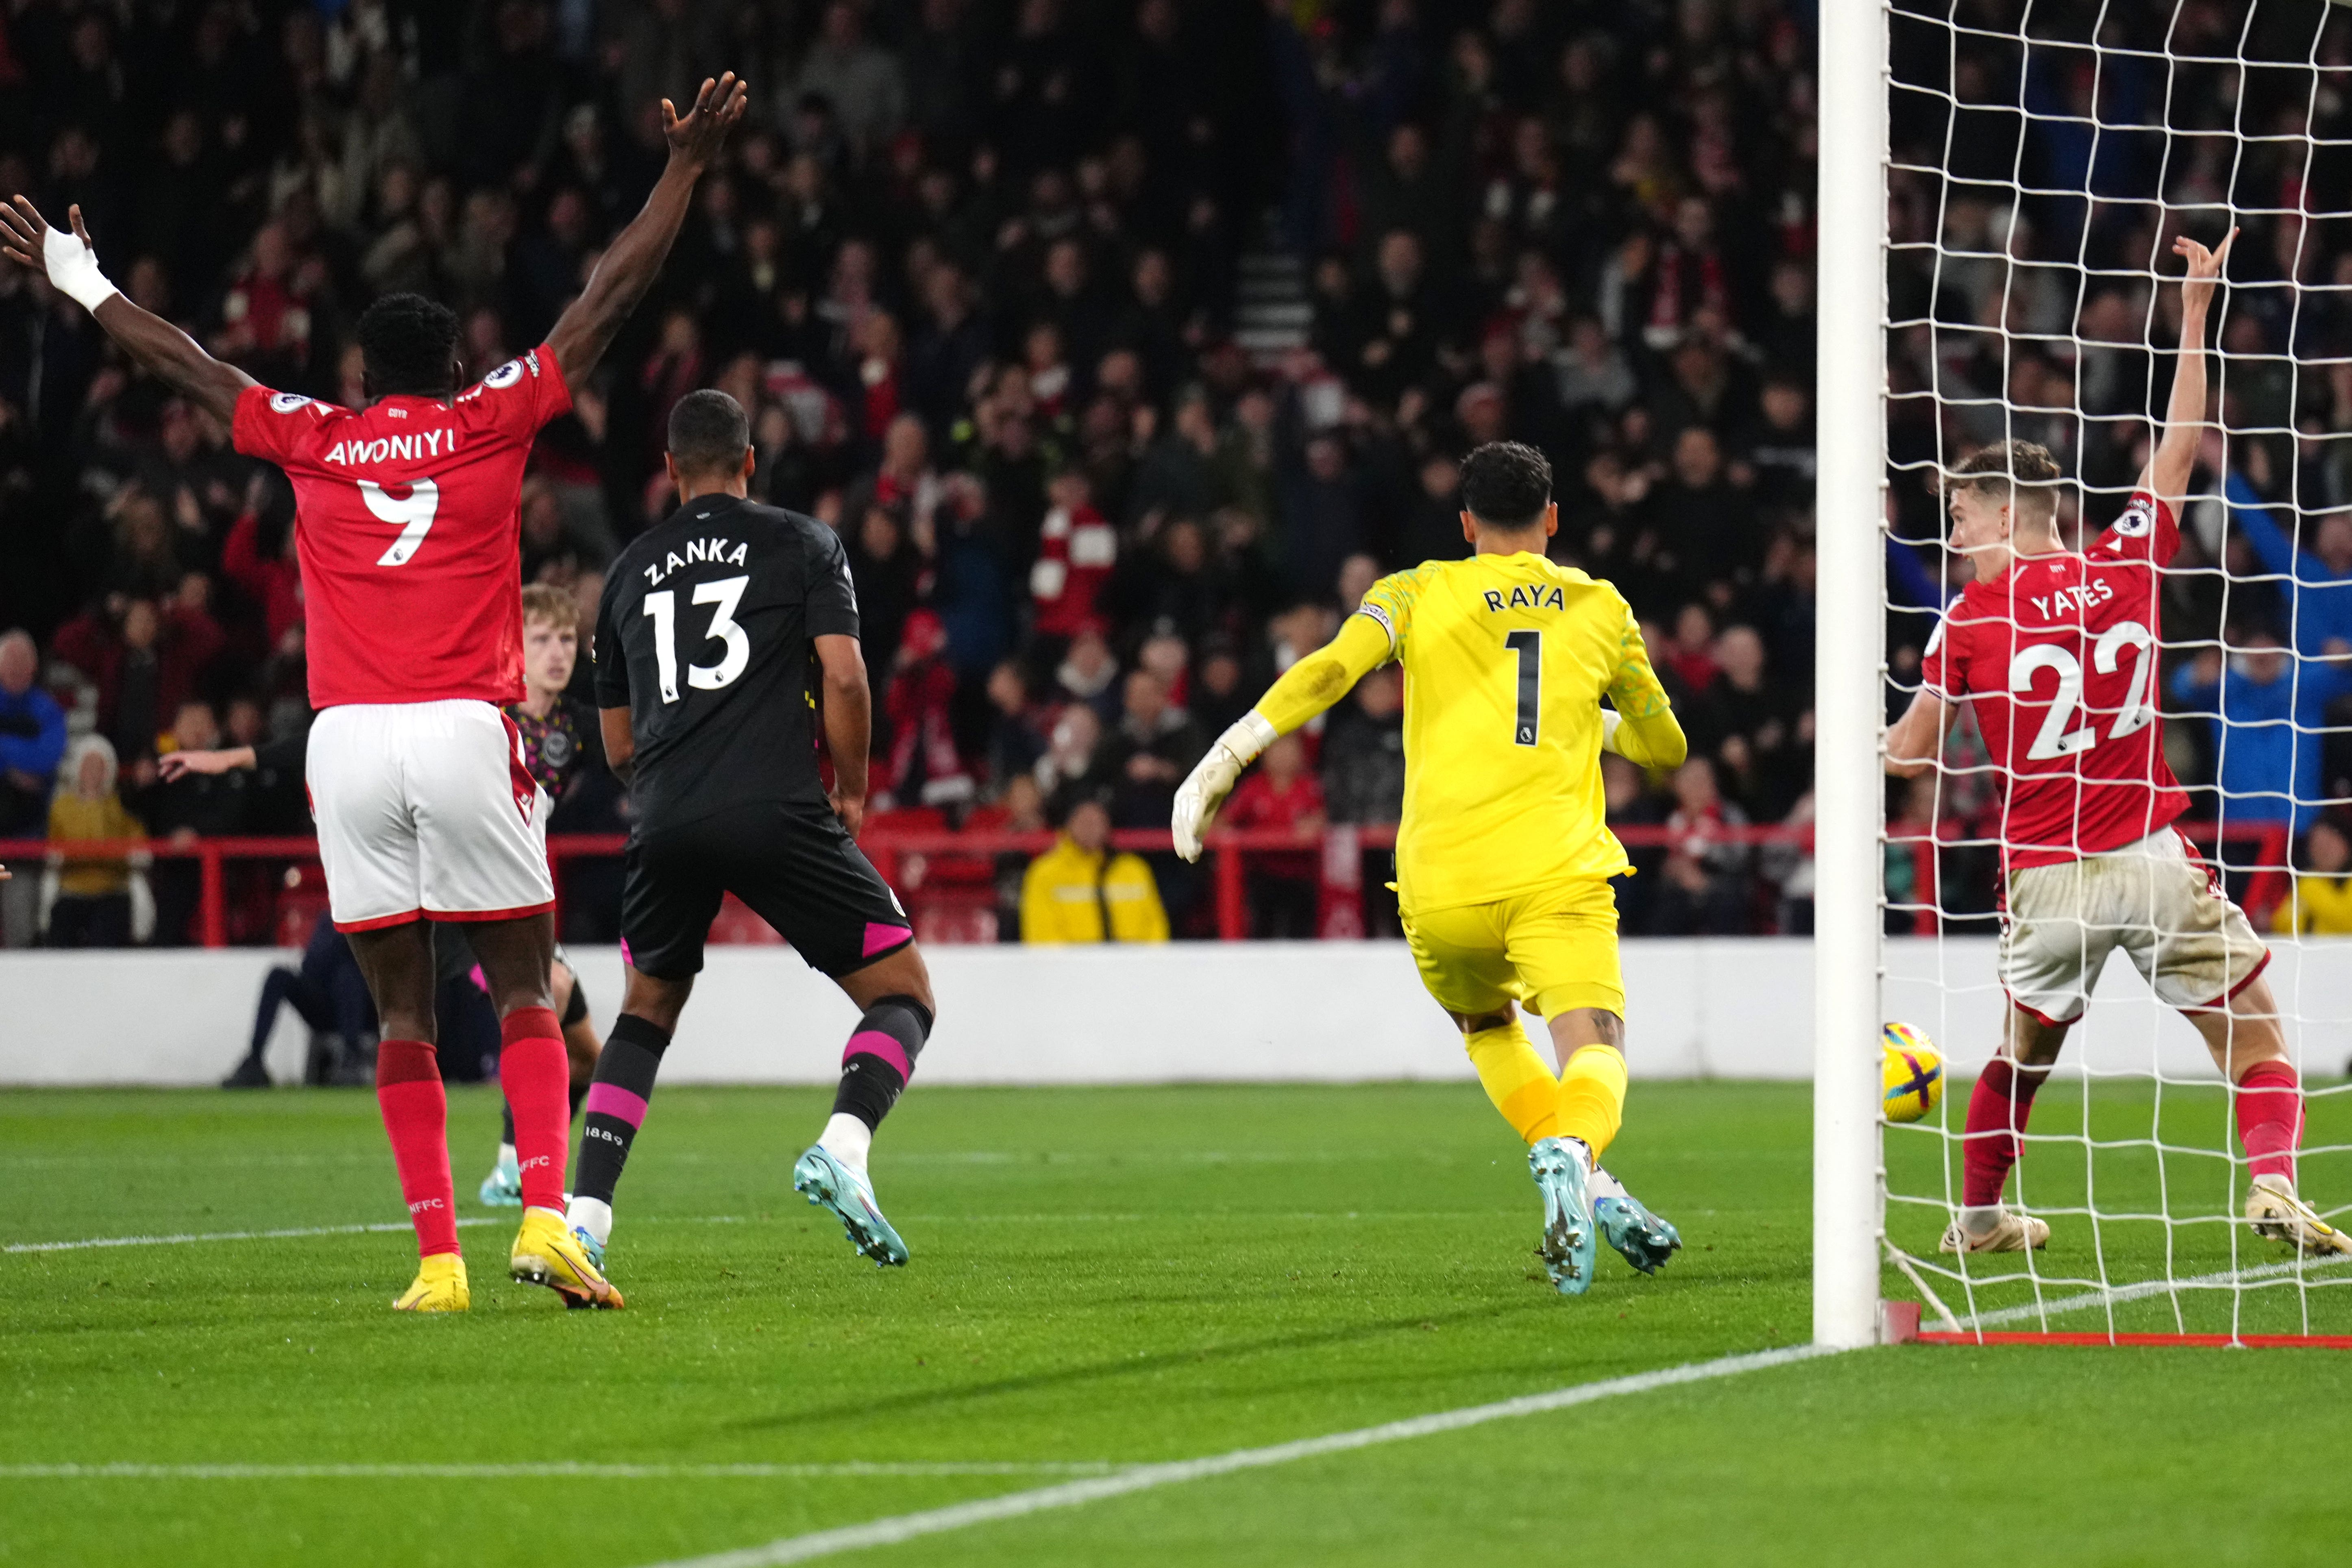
[{"xmin": 1881, "ymin": 1023, "xmax": 1944, "ymax": 1124}]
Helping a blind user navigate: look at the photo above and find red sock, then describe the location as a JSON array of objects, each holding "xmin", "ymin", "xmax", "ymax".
[
  {"xmin": 1962, "ymin": 1058, "xmax": 2044, "ymax": 1208},
  {"xmin": 376, "ymin": 1040, "xmax": 458, "ymax": 1258},
  {"xmin": 499, "ymin": 1007, "xmax": 570, "ymax": 1212},
  {"xmin": 2236, "ymin": 1061, "xmax": 2303, "ymax": 1185}
]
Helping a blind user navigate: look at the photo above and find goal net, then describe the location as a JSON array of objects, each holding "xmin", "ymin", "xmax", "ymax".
[{"xmin": 1861, "ymin": 0, "xmax": 2352, "ymax": 1345}]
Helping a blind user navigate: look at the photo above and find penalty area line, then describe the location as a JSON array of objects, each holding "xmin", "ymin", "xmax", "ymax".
[{"xmin": 633, "ymin": 1343, "xmax": 1840, "ymax": 1568}]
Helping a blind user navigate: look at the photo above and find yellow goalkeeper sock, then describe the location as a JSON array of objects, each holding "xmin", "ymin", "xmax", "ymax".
[
  {"xmin": 1555, "ymin": 1044, "xmax": 1629, "ymax": 1161},
  {"xmin": 1464, "ymin": 1020, "xmax": 1561, "ymax": 1146}
]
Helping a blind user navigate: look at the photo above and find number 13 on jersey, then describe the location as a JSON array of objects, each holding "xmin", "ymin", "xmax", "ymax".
[{"xmin": 643, "ymin": 575, "xmax": 751, "ymax": 703}]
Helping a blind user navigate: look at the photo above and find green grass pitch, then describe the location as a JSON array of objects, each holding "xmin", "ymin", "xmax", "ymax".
[{"xmin": 4, "ymin": 1080, "xmax": 2348, "ymax": 1567}]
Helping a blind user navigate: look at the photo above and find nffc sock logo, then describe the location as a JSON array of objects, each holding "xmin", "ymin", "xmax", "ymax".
[
  {"xmin": 519, "ymin": 1154, "xmax": 554, "ymax": 1174},
  {"xmin": 408, "ymin": 1197, "xmax": 446, "ymax": 1216}
]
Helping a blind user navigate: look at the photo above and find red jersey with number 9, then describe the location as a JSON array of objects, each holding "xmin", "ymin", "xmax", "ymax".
[
  {"xmin": 1919, "ymin": 490, "xmax": 2189, "ymax": 869},
  {"xmin": 230, "ymin": 346, "xmax": 571, "ymax": 709}
]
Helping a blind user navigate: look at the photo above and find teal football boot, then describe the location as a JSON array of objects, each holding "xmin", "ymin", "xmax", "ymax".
[
  {"xmin": 1595, "ymin": 1193, "xmax": 1683, "ymax": 1275},
  {"xmin": 1528, "ymin": 1137, "xmax": 1597, "ymax": 1296},
  {"xmin": 478, "ymin": 1147, "xmax": 522, "ymax": 1207},
  {"xmin": 561, "ymin": 1223, "xmax": 610, "ymax": 1311},
  {"xmin": 793, "ymin": 1146, "xmax": 909, "ymax": 1267}
]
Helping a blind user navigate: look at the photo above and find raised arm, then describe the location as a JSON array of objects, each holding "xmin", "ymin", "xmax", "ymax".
[
  {"xmin": 546, "ymin": 74, "xmax": 750, "ymax": 389},
  {"xmin": 2144, "ymin": 227, "xmax": 2236, "ymax": 507},
  {"xmin": 0, "ymin": 198, "xmax": 253, "ymax": 426},
  {"xmin": 2222, "ymin": 467, "xmax": 2308, "ymax": 582}
]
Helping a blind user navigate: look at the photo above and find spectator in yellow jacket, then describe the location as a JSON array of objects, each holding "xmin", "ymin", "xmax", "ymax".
[
  {"xmin": 47, "ymin": 734, "xmax": 146, "ymax": 947},
  {"xmin": 2274, "ymin": 816, "xmax": 2352, "ymax": 935},
  {"xmin": 1020, "ymin": 796, "xmax": 1169, "ymax": 943}
]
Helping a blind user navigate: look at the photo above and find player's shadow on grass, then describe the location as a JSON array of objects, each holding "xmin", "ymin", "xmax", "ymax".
[{"xmin": 729, "ymin": 1299, "xmax": 1552, "ymax": 1433}]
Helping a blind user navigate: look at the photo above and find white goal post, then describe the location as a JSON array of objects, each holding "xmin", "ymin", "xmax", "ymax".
[
  {"xmin": 1816, "ymin": 0, "xmax": 2352, "ymax": 1350},
  {"xmin": 1815, "ymin": 0, "xmax": 1892, "ymax": 1352}
]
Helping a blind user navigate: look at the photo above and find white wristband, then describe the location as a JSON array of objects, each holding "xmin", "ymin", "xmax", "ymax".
[
  {"xmin": 44, "ymin": 225, "xmax": 118, "ymax": 313},
  {"xmin": 1599, "ymin": 709, "xmax": 1624, "ymax": 756},
  {"xmin": 1221, "ymin": 711, "xmax": 1278, "ymax": 768}
]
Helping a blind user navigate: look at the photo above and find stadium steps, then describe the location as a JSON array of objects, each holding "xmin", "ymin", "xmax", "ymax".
[{"xmin": 1234, "ymin": 250, "xmax": 1311, "ymax": 363}]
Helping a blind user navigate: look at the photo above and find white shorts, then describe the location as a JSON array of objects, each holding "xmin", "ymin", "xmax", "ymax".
[
  {"xmin": 1999, "ymin": 827, "xmax": 2270, "ymax": 1026},
  {"xmin": 308, "ymin": 700, "xmax": 553, "ymax": 932}
]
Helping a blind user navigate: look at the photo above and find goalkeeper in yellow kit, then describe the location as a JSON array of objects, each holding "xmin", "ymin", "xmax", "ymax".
[{"xmin": 1173, "ymin": 442, "xmax": 1687, "ymax": 1294}]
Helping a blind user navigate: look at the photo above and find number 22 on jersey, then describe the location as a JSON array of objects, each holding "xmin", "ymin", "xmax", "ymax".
[
  {"xmin": 2008, "ymin": 618, "xmax": 2156, "ymax": 760},
  {"xmin": 643, "ymin": 576, "xmax": 752, "ymax": 702}
]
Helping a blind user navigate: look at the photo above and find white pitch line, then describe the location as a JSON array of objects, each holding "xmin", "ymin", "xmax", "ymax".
[
  {"xmin": 1957, "ymin": 1255, "xmax": 2352, "ymax": 1331},
  {"xmin": 634, "ymin": 1344, "xmax": 1840, "ymax": 1568},
  {"xmin": 4, "ymin": 1217, "xmax": 504, "ymax": 1254},
  {"xmin": 0, "ymin": 1462, "xmax": 1121, "ymax": 1481},
  {"xmin": 6, "ymin": 1210, "xmax": 1500, "ymax": 1254}
]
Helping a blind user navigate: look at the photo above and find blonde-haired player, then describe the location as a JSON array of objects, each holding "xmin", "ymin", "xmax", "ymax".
[
  {"xmin": 1174, "ymin": 441, "xmax": 1688, "ymax": 1294},
  {"xmin": 472, "ymin": 582, "xmax": 607, "ymax": 1205}
]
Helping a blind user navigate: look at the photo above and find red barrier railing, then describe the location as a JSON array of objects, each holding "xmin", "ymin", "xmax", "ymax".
[
  {"xmin": 9, "ymin": 819, "xmax": 2302, "ymax": 946},
  {"xmin": 0, "ymin": 822, "xmax": 1822, "ymax": 946}
]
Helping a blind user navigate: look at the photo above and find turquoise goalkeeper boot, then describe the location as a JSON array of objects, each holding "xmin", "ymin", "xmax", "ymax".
[
  {"xmin": 1528, "ymin": 1137, "xmax": 1598, "ymax": 1296},
  {"xmin": 793, "ymin": 1146, "xmax": 909, "ymax": 1267},
  {"xmin": 1596, "ymin": 1194, "xmax": 1683, "ymax": 1275},
  {"xmin": 478, "ymin": 1146, "xmax": 522, "ymax": 1207}
]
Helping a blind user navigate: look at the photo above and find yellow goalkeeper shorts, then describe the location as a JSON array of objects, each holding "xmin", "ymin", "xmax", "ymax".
[{"xmin": 1400, "ymin": 876, "xmax": 1625, "ymax": 1022}]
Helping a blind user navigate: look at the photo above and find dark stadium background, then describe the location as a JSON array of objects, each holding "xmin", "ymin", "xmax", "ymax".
[{"xmin": 3, "ymin": 0, "xmax": 1830, "ymax": 945}]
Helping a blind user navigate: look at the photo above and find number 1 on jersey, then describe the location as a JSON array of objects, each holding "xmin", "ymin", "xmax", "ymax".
[{"xmin": 1505, "ymin": 629, "xmax": 1541, "ymax": 746}]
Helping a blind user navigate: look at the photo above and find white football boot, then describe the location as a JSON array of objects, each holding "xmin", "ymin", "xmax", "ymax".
[
  {"xmin": 1940, "ymin": 1206, "xmax": 2050, "ymax": 1254},
  {"xmin": 2245, "ymin": 1175, "xmax": 2352, "ymax": 1257}
]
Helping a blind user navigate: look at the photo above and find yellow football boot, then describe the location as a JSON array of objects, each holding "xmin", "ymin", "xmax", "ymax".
[
  {"xmin": 392, "ymin": 1252, "xmax": 470, "ymax": 1312},
  {"xmin": 509, "ymin": 1206, "xmax": 624, "ymax": 1309}
]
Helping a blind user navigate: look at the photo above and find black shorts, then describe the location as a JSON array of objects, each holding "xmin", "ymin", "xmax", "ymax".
[{"xmin": 622, "ymin": 801, "xmax": 912, "ymax": 981}]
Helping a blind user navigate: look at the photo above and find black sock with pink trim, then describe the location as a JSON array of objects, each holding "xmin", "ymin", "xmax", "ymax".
[
  {"xmin": 833, "ymin": 996, "xmax": 932, "ymax": 1131},
  {"xmin": 571, "ymin": 1013, "xmax": 670, "ymax": 1211}
]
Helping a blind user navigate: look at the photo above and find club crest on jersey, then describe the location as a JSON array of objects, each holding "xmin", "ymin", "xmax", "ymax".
[
  {"xmin": 642, "ymin": 536, "xmax": 749, "ymax": 586},
  {"xmin": 1482, "ymin": 584, "xmax": 1566, "ymax": 613},
  {"xmin": 2029, "ymin": 579, "xmax": 2115, "ymax": 620},
  {"xmin": 268, "ymin": 392, "xmax": 314, "ymax": 413}
]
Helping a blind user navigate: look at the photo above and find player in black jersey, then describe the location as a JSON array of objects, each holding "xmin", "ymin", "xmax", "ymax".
[{"xmin": 565, "ymin": 388, "xmax": 935, "ymax": 1277}]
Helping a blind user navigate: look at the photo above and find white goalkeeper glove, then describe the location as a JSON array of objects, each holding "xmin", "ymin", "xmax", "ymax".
[
  {"xmin": 1172, "ymin": 711, "xmax": 1277, "ymax": 863},
  {"xmin": 1599, "ymin": 709, "xmax": 1623, "ymax": 757},
  {"xmin": 44, "ymin": 215, "xmax": 118, "ymax": 313}
]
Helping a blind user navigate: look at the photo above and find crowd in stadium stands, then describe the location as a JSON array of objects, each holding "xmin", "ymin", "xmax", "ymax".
[
  {"xmin": 0, "ymin": 0, "xmax": 1825, "ymax": 947},
  {"xmin": 1884, "ymin": 0, "xmax": 2352, "ymax": 934}
]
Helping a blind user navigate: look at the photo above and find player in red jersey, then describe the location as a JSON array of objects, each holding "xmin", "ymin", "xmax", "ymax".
[
  {"xmin": 1888, "ymin": 230, "xmax": 2345, "ymax": 1260},
  {"xmin": 3, "ymin": 73, "xmax": 752, "ymax": 1309}
]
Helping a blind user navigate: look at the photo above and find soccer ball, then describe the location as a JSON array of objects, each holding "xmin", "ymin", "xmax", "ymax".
[{"xmin": 1881, "ymin": 1023, "xmax": 1944, "ymax": 1124}]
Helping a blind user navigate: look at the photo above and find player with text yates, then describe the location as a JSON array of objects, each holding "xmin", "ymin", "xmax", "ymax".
[{"xmin": 1886, "ymin": 230, "xmax": 2349, "ymax": 1260}]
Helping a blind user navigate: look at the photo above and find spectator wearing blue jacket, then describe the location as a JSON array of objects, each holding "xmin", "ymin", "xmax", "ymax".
[
  {"xmin": 2224, "ymin": 470, "xmax": 2352, "ymax": 658},
  {"xmin": 0, "ymin": 630, "xmax": 69, "ymax": 837},
  {"xmin": 2169, "ymin": 631, "xmax": 2352, "ymax": 835}
]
